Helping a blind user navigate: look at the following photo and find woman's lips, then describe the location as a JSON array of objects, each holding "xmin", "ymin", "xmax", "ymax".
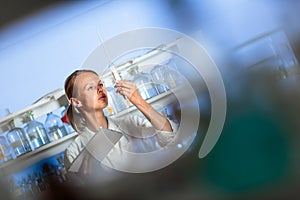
[{"xmin": 98, "ymin": 94, "xmax": 106, "ymax": 100}]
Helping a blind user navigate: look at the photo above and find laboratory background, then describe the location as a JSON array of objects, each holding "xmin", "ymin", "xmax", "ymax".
[{"xmin": 1, "ymin": 0, "xmax": 300, "ymax": 199}]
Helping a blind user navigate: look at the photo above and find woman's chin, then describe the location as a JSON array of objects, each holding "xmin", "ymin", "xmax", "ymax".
[{"xmin": 94, "ymin": 101, "xmax": 108, "ymax": 109}]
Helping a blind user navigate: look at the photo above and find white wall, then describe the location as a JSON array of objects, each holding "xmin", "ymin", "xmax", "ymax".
[
  {"xmin": 1, "ymin": 0, "xmax": 299, "ymax": 115},
  {"xmin": 0, "ymin": 0, "xmax": 178, "ymax": 114}
]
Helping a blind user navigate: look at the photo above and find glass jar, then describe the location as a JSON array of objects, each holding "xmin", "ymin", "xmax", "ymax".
[
  {"xmin": 60, "ymin": 106, "xmax": 75, "ymax": 134},
  {"xmin": 150, "ymin": 65, "xmax": 169, "ymax": 93},
  {"xmin": 6, "ymin": 123, "xmax": 31, "ymax": 157},
  {"xmin": 44, "ymin": 112, "xmax": 67, "ymax": 142},
  {"xmin": 129, "ymin": 66, "xmax": 158, "ymax": 100},
  {"xmin": 25, "ymin": 114, "xmax": 50, "ymax": 150},
  {"xmin": 150, "ymin": 64, "xmax": 181, "ymax": 91},
  {"xmin": 0, "ymin": 134, "xmax": 14, "ymax": 163}
]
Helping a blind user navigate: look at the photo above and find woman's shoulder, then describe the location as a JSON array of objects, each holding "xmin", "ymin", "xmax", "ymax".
[
  {"xmin": 65, "ymin": 129, "xmax": 95, "ymax": 154},
  {"xmin": 65, "ymin": 134, "xmax": 83, "ymax": 155}
]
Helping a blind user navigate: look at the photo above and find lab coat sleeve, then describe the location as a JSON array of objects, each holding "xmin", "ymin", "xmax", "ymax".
[
  {"xmin": 118, "ymin": 115, "xmax": 178, "ymax": 147},
  {"xmin": 64, "ymin": 136, "xmax": 84, "ymax": 171},
  {"xmin": 64, "ymin": 147, "xmax": 74, "ymax": 171},
  {"xmin": 155, "ymin": 119, "xmax": 178, "ymax": 146}
]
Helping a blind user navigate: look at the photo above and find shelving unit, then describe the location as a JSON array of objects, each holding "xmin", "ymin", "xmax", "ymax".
[
  {"xmin": 0, "ymin": 89, "xmax": 68, "ymax": 133},
  {"xmin": 0, "ymin": 90, "xmax": 180, "ymax": 177},
  {"xmin": 0, "ymin": 132, "xmax": 77, "ymax": 175},
  {"xmin": 0, "ymin": 89, "xmax": 71, "ymax": 176},
  {"xmin": 112, "ymin": 89, "xmax": 178, "ymax": 119}
]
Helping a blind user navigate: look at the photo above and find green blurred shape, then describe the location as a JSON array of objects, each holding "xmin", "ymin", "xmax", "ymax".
[{"xmin": 203, "ymin": 110, "xmax": 291, "ymax": 193}]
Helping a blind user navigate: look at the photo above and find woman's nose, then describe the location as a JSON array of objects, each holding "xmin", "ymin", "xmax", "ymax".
[{"xmin": 97, "ymin": 86, "xmax": 103, "ymax": 93}]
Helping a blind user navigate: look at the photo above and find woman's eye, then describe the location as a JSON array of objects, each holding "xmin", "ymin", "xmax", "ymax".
[{"xmin": 87, "ymin": 86, "xmax": 95, "ymax": 91}]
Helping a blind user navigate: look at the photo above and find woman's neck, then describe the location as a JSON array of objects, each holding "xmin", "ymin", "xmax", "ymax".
[{"xmin": 84, "ymin": 110, "xmax": 108, "ymax": 132}]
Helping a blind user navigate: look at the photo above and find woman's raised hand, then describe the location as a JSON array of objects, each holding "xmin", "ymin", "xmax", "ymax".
[
  {"xmin": 114, "ymin": 80, "xmax": 143, "ymax": 104},
  {"xmin": 115, "ymin": 80, "xmax": 172, "ymax": 132}
]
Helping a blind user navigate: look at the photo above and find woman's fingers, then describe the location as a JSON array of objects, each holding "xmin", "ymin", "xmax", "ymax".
[
  {"xmin": 115, "ymin": 80, "xmax": 135, "ymax": 89},
  {"xmin": 117, "ymin": 87, "xmax": 134, "ymax": 98},
  {"xmin": 115, "ymin": 80, "xmax": 142, "ymax": 101},
  {"xmin": 115, "ymin": 81, "xmax": 136, "ymax": 95}
]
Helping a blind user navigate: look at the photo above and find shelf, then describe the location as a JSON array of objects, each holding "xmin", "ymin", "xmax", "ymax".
[
  {"xmin": 100, "ymin": 37, "xmax": 180, "ymax": 80},
  {"xmin": 111, "ymin": 89, "xmax": 178, "ymax": 119},
  {"xmin": 0, "ymin": 132, "xmax": 78, "ymax": 175},
  {"xmin": 0, "ymin": 89, "xmax": 68, "ymax": 133},
  {"xmin": 0, "ymin": 90, "xmax": 179, "ymax": 175}
]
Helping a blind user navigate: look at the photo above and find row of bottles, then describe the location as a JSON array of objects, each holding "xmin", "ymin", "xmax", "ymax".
[
  {"xmin": 0, "ymin": 107, "xmax": 74, "ymax": 164},
  {"xmin": 5, "ymin": 153, "xmax": 66, "ymax": 200},
  {"xmin": 103, "ymin": 62, "xmax": 183, "ymax": 116}
]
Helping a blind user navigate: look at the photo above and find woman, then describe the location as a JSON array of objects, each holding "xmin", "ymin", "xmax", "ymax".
[{"xmin": 63, "ymin": 69, "xmax": 178, "ymax": 177}]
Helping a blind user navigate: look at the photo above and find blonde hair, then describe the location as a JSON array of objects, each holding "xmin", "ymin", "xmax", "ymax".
[{"xmin": 64, "ymin": 69, "xmax": 98, "ymax": 132}]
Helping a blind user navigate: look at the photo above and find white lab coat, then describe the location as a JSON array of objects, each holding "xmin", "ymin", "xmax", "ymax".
[{"xmin": 64, "ymin": 115, "xmax": 178, "ymax": 174}]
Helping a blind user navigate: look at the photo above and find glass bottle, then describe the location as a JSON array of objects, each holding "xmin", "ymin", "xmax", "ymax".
[
  {"xmin": 56, "ymin": 155, "xmax": 67, "ymax": 182},
  {"xmin": 7, "ymin": 175, "xmax": 16, "ymax": 194},
  {"xmin": 28, "ymin": 174, "xmax": 40, "ymax": 196},
  {"xmin": 166, "ymin": 60, "xmax": 185, "ymax": 89},
  {"xmin": 0, "ymin": 134, "xmax": 14, "ymax": 163},
  {"xmin": 34, "ymin": 172, "xmax": 47, "ymax": 192},
  {"xmin": 60, "ymin": 106, "xmax": 75, "ymax": 134},
  {"xmin": 150, "ymin": 64, "xmax": 181, "ymax": 92},
  {"xmin": 150, "ymin": 64, "xmax": 169, "ymax": 93},
  {"xmin": 21, "ymin": 176, "xmax": 33, "ymax": 199},
  {"xmin": 14, "ymin": 181, "xmax": 23, "ymax": 199},
  {"xmin": 44, "ymin": 112, "xmax": 67, "ymax": 142},
  {"xmin": 25, "ymin": 113, "xmax": 50, "ymax": 150},
  {"xmin": 129, "ymin": 66, "xmax": 158, "ymax": 100},
  {"xmin": 6, "ymin": 121, "xmax": 31, "ymax": 157}
]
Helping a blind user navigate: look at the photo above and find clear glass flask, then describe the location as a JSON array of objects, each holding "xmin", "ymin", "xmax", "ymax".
[
  {"xmin": 25, "ymin": 113, "xmax": 50, "ymax": 150},
  {"xmin": 0, "ymin": 134, "xmax": 14, "ymax": 162},
  {"xmin": 129, "ymin": 66, "xmax": 158, "ymax": 100},
  {"xmin": 150, "ymin": 64, "xmax": 181, "ymax": 92},
  {"xmin": 44, "ymin": 112, "xmax": 67, "ymax": 142},
  {"xmin": 60, "ymin": 106, "xmax": 75, "ymax": 134},
  {"xmin": 150, "ymin": 64, "xmax": 169, "ymax": 93},
  {"xmin": 6, "ymin": 122, "xmax": 31, "ymax": 157}
]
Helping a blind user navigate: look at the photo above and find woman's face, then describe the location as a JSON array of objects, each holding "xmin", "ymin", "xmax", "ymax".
[{"xmin": 73, "ymin": 72, "xmax": 108, "ymax": 112}]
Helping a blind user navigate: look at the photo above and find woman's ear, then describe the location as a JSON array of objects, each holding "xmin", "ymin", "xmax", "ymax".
[{"xmin": 70, "ymin": 98, "xmax": 82, "ymax": 108}]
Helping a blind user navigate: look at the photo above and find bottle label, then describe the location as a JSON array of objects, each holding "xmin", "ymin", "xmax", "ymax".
[
  {"xmin": 107, "ymin": 107, "xmax": 113, "ymax": 115},
  {"xmin": 0, "ymin": 151, "xmax": 5, "ymax": 161}
]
